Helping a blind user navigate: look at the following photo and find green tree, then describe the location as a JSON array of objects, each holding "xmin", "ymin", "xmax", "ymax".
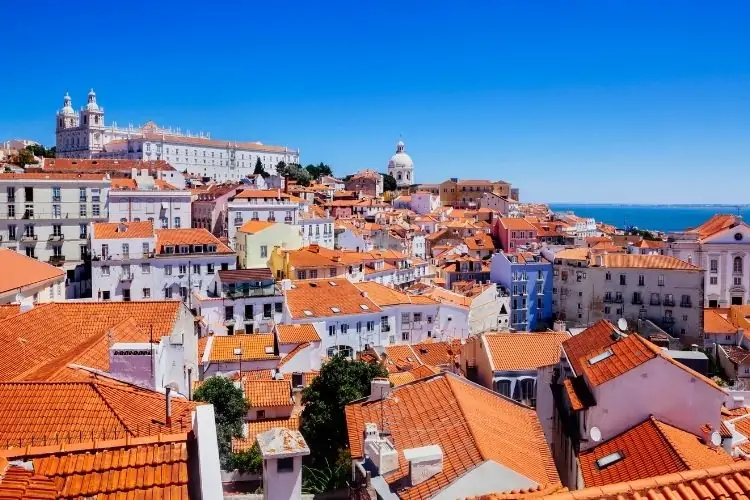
[
  {"xmin": 275, "ymin": 161, "xmax": 288, "ymax": 177},
  {"xmin": 193, "ymin": 376, "xmax": 248, "ymax": 467},
  {"xmin": 300, "ymin": 355, "xmax": 388, "ymax": 468},
  {"xmin": 282, "ymin": 163, "xmax": 312, "ymax": 186},
  {"xmin": 254, "ymin": 158, "xmax": 269, "ymax": 178},
  {"xmin": 25, "ymin": 144, "xmax": 55, "ymax": 158},
  {"xmin": 305, "ymin": 162, "xmax": 333, "ymax": 180},
  {"xmin": 13, "ymin": 148, "xmax": 37, "ymax": 167},
  {"xmin": 225, "ymin": 443, "xmax": 263, "ymax": 474},
  {"xmin": 381, "ymin": 172, "xmax": 397, "ymax": 192}
]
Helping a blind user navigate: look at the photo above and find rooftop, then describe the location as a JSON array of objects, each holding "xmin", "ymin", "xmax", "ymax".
[
  {"xmin": 155, "ymin": 228, "xmax": 233, "ymax": 254},
  {"xmin": 91, "ymin": 220, "xmax": 154, "ymax": 239},
  {"xmin": 484, "ymin": 333, "xmax": 570, "ymax": 371},
  {"xmin": 285, "ymin": 279, "xmax": 382, "ymax": 320},
  {"xmin": 243, "ymin": 379, "xmax": 293, "ymax": 407},
  {"xmin": 276, "ymin": 324, "xmax": 321, "ymax": 344},
  {"xmin": 238, "ymin": 220, "xmax": 276, "ymax": 234},
  {"xmin": 596, "ymin": 254, "xmax": 700, "ymax": 271},
  {"xmin": 345, "ymin": 373, "xmax": 560, "ymax": 500},
  {"xmin": 355, "ymin": 281, "xmax": 437, "ymax": 307},
  {"xmin": 689, "ymin": 214, "xmax": 742, "ymax": 240},
  {"xmin": 0, "ymin": 249, "xmax": 64, "ymax": 295},
  {"xmin": 205, "ymin": 334, "xmax": 278, "ymax": 363}
]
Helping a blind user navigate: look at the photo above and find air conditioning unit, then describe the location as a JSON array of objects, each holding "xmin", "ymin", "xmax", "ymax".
[{"xmin": 169, "ymin": 333, "xmax": 184, "ymax": 345}]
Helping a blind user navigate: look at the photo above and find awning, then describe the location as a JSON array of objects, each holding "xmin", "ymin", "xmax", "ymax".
[{"xmin": 161, "ymin": 201, "xmax": 168, "ymax": 210}]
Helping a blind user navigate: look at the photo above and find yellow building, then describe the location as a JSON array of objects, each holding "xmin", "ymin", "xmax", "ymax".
[
  {"xmin": 437, "ymin": 178, "xmax": 512, "ymax": 208},
  {"xmin": 237, "ymin": 221, "xmax": 302, "ymax": 269}
]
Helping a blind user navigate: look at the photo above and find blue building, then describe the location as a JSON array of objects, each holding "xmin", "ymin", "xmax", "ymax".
[{"xmin": 490, "ymin": 251, "xmax": 553, "ymax": 331}]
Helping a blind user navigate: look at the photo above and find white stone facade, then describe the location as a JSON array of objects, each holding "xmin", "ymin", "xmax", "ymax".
[
  {"xmin": 56, "ymin": 90, "xmax": 299, "ymax": 182},
  {"xmin": 226, "ymin": 192, "xmax": 303, "ymax": 248},
  {"xmin": 387, "ymin": 139, "xmax": 414, "ymax": 187}
]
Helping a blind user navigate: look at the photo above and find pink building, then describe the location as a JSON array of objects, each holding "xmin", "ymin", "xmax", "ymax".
[
  {"xmin": 494, "ymin": 217, "xmax": 538, "ymax": 252},
  {"xmin": 191, "ymin": 183, "xmax": 242, "ymax": 237}
]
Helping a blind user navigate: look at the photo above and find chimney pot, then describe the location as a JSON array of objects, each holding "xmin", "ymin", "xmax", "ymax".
[{"xmin": 368, "ymin": 378, "xmax": 391, "ymax": 402}]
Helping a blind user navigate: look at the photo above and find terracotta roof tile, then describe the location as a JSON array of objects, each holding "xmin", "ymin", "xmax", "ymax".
[
  {"xmin": 464, "ymin": 233, "xmax": 496, "ymax": 251},
  {"xmin": 285, "ymin": 279, "xmax": 382, "ymax": 320},
  {"xmin": 555, "ymin": 248, "xmax": 590, "ymax": 261},
  {"xmin": 355, "ymin": 282, "xmax": 437, "ymax": 306},
  {"xmin": 578, "ymin": 417, "xmax": 733, "ymax": 488},
  {"xmin": 207, "ymin": 334, "xmax": 278, "ymax": 362},
  {"xmin": 705, "ymin": 309, "xmax": 738, "ymax": 334},
  {"xmin": 499, "ymin": 218, "xmax": 538, "ymax": 231},
  {"xmin": 243, "ymin": 379, "xmax": 292, "ymax": 407},
  {"xmin": 155, "ymin": 228, "xmax": 233, "ymax": 254},
  {"xmin": 232, "ymin": 412, "xmax": 302, "ymax": 452},
  {"xmin": 232, "ymin": 189, "xmax": 291, "ymax": 200},
  {"xmin": 382, "ymin": 344, "xmax": 422, "ymax": 373},
  {"xmin": 562, "ymin": 320, "xmax": 620, "ymax": 376},
  {"xmin": 0, "ymin": 458, "xmax": 59, "ymax": 499},
  {"xmin": 563, "ymin": 379, "xmax": 584, "ymax": 411},
  {"xmin": 41, "ymin": 158, "xmax": 177, "ymax": 173},
  {"xmin": 689, "ymin": 214, "xmax": 741, "ymax": 240},
  {"xmin": 484, "ymin": 333, "xmax": 569, "ymax": 371},
  {"xmin": 0, "ymin": 304, "xmax": 19, "ymax": 321},
  {"xmin": 0, "ymin": 250, "xmax": 64, "ymax": 295},
  {"xmin": 92, "ymin": 221, "xmax": 154, "ymax": 239},
  {"xmin": 0, "ymin": 172, "xmax": 108, "ymax": 181},
  {"xmin": 0, "ymin": 380, "xmax": 195, "ymax": 448},
  {"xmin": 238, "ymin": 220, "xmax": 276, "ymax": 234},
  {"xmin": 411, "ymin": 339, "xmax": 462, "ymax": 367},
  {"xmin": 388, "ymin": 364, "xmax": 441, "ymax": 386},
  {"xmin": 0, "ymin": 434, "xmax": 189, "ymax": 499},
  {"xmin": 0, "ymin": 301, "xmax": 182, "ymax": 381},
  {"xmin": 276, "ymin": 324, "xmax": 321, "ymax": 344},
  {"xmin": 278, "ymin": 342, "xmax": 311, "ymax": 367},
  {"xmin": 345, "ymin": 374, "xmax": 560, "ymax": 500},
  {"xmin": 598, "ymin": 254, "xmax": 700, "ymax": 271}
]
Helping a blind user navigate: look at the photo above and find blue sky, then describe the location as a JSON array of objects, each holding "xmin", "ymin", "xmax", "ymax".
[{"xmin": 2, "ymin": 1, "xmax": 749, "ymax": 203}]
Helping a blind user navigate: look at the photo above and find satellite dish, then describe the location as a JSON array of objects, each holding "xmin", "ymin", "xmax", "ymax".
[
  {"xmin": 617, "ymin": 318, "xmax": 628, "ymax": 331},
  {"xmin": 590, "ymin": 427, "xmax": 602, "ymax": 442},
  {"xmin": 711, "ymin": 431, "xmax": 722, "ymax": 447}
]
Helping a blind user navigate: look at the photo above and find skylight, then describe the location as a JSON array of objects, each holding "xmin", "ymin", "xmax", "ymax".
[
  {"xmin": 331, "ymin": 307, "xmax": 341, "ymax": 313},
  {"xmin": 329, "ymin": 281, "xmax": 337, "ymax": 286},
  {"xmin": 588, "ymin": 349, "xmax": 614, "ymax": 365},
  {"xmin": 596, "ymin": 451, "xmax": 624, "ymax": 469},
  {"xmin": 303, "ymin": 310, "xmax": 313, "ymax": 317},
  {"xmin": 360, "ymin": 304, "xmax": 370, "ymax": 310}
]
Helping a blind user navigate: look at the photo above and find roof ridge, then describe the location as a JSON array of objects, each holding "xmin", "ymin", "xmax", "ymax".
[
  {"xmin": 649, "ymin": 416, "xmax": 693, "ymax": 470},
  {"xmin": 0, "ymin": 432, "xmax": 189, "ymax": 459},
  {"xmin": 91, "ymin": 382, "xmax": 135, "ymax": 437}
]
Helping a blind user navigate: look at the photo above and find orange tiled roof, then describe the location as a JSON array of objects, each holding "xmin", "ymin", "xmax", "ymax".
[
  {"xmin": 555, "ymin": 248, "xmax": 590, "ymax": 261},
  {"xmin": 499, "ymin": 218, "xmax": 538, "ymax": 231},
  {"xmin": 232, "ymin": 412, "xmax": 302, "ymax": 452},
  {"xmin": 278, "ymin": 342, "xmax": 311, "ymax": 367},
  {"xmin": 0, "ymin": 172, "xmax": 108, "ymax": 181},
  {"xmin": 704, "ymin": 309, "xmax": 738, "ymax": 334},
  {"xmin": 0, "ymin": 380, "xmax": 195, "ymax": 447},
  {"xmin": 0, "ymin": 250, "xmax": 64, "ymax": 295},
  {"xmin": 578, "ymin": 416, "xmax": 733, "ymax": 488},
  {"xmin": 412, "ymin": 339, "xmax": 462, "ymax": 366},
  {"xmin": 563, "ymin": 379, "xmax": 584, "ymax": 411},
  {"xmin": 464, "ymin": 233, "xmax": 496, "ymax": 251},
  {"xmin": 388, "ymin": 364, "xmax": 440, "ymax": 386},
  {"xmin": 232, "ymin": 189, "xmax": 291, "ymax": 200},
  {"xmin": 238, "ymin": 219, "xmax": 276, "ymax": 234},
  {"xmin": 41, "ymin": 158, "xmax": 177, "ymax": 173},
  {"xmin": 562, "ymin": 320, "xmax": 620, "ymax": 376},
  {"xmin": 355, "ymin": 282, "xmax": 437, "ymax": 306},
  {"xmin": 598, "ymin": 254, "xmax": 700, "ymax": 271},
  {"xmin": 276, "ymin": 324, "xmax": 321, "ymax": 344},
  {"xmin": 0, "ymin": 457, "xmax": 58, "ymax": 499},
  {"xmin": 345, "ymin": 373, "xmax": 560, "ymax": 500},
  {"xmin": 155, "ymin": 228, "xmax": 233, "ymax": 254},
  {"xmin": 110, "ymin": 177, "xmax": 178, "ymax": 191},
  {"xmin": 0, "ymin": 304, "xmax": 19, "ymax": 321},
  {"xmin": 0, "ymin": 434, "xmax": 189, "ymax": 499},
  {"xmin": 244, "ymin": 379, "xmax": 292, "ymax": 407},
  {"xmin": 92, "ymin": 221, "xmax": 154, "ymax": 239},
  {"xmin": 484, "ymin": 333, "xmax": 570, "ymax": 371},
  {"xmin": 689, "ymin": 214, "xmax": 741, "ymax": 240},
  {"xmin": 382, "ymin": 344, "xmax": 423, "ymax": 373},
  {"xmin": 285, "ymin": 279, "xmax": 382, "ymax": 319},
  {"xmin": 207, "ymin": 334, "xmax": 278, "ymax": 362},
  {"xmin": 0, "ymin": 301, "xmax": 182, "ymax": 382}
]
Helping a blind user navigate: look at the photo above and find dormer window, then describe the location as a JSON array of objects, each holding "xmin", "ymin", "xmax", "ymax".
[
  {"xmin": 360, "ymin": 304, "xmax": 370, "ymax": 310},
  {"xmin": 207, "ymin": 245, "xmax": 217, "ymax": 252},
  {"xmin": 180, "ymin": 245, "xmax": 189, "ymax": 254},
  {"xmin": 331, "ymin": 307, "xmax": 341, "ymax": 313},
  {"xmin": 194, "ymin": 245, "xmax": 203, "ymax": 253},
  {"xmin": 303, "ymin": 310, "xmax": 313, "ymax": 317},
  {"xmin": 165, "ymin": 246, "xmax": 174, "ymax": 254}
]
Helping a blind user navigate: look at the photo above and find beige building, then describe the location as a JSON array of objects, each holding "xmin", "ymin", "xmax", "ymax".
[
  {"xmin": 236, "ymin": 220, "xmax": 302, "ymax": 269},
  {"xmin": 437, "ymin": 178, "xmax": 512, "ymax": 208},
  {"xmin": 547, "ymin": 249, "xmax": 704, "ymax": 341}
]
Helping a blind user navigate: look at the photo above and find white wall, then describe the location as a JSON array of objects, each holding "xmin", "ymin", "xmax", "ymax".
[
  {"xmin": 109, "ymin": 191, "xmax": 192, "ymax": 229},
  {"xmin": 263, "ymin": 455, "xmax": 304, "ymax": 500}
]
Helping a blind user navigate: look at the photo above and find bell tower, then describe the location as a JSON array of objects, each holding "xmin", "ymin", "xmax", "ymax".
[
  {"xmin": 81, "ymin": 89, "xmax": 105, "ymax": 154},
  {"xmin": 56, "ymin": 92, "xmax": 79, "ymax": 156}
]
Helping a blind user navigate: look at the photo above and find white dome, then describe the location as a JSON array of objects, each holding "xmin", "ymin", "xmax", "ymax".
[
  {"xmin": 61, "ymin": 93, "xmax": 75, "ymax": 115},
  {"xmin": 388, "ymin": 151, "xmax": 413, "ymax": 170},
  {"xmin": 86, "ymin": 88, "xmax": 99, "ymax": 111}
]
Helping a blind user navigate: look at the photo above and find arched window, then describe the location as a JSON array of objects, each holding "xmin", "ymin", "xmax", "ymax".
[
  {"xmin": 397, "ymin": 173, "xmax": 402, "ymax": 181},
  {"xmin": 735, "ymin": 256, "xmax": 743, "ymax": 274},
  {"xmin": 493, "ymin": 379, "xmax": 511, "ymax": 397}
]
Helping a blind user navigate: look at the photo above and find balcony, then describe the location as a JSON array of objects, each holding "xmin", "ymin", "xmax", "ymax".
[
  {"xmin": 613, "ymin": 296, "xmax": 624, "ymax": 304},
  {"xmin": 224, "ymin": 318, "xmax": 236, "ymax": 325},
  {"xmin": 650, "ymin": 297, "xmax": 661, "ymax": 306},
  {"xmin": 382, "ymin": 325, "xmax": 391, "ymax": 333},
  {"xmin": 48, "ymin": 234, "xmax": 65, "ymax": 242},
  {"xmin": 48, "ymin": 255, "xmax": 65, "ymax": 266},
  {"xmin": 662, "ymin": 316, "xmax": 675, "ymax": 324},
  {"xmin": 267, "ymin": 217, "xmax": 276, "ymax": 222},
  {"xmin": 631, "ymin": 298, "xmax": 643, "ymax": 305},
  {"xmin": 52, "ymin": 195, "xmax": 61, "ymax": 202},
  {"xmin": 226, "ymin": 285, "xmax": 279, "ymax": 299},
  {"xmin": 680, "ymin": 301, "xmax": 693, "ymax": 308},
  {"xmin": 603, "ymin": 296, "xmax": 613, "ymax": 303},
  {"xmin": 119, "ymin": 273, "xmax": 134, "ymax": 282},
  {"xmin": 20, "ymin": 234, "xmax": 37, "ymax": 243},
  {"xmin": 663, "ymin": 298, "xmax": 675, "ymax": 307},
  {"xmin": 284, "ymin": 217, "xmax": 293, "ymax": 223},
  {"xmin": 233, "ymin": 219, "xmax": 244, "ymax": 226}
]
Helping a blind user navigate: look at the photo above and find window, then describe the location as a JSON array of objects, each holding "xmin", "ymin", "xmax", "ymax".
[
  {"xmin": 710, "ymin": 259, "xmax": 718, "ymax": 273},
  {"xmin": 381, "ymin": 316, "xmax": 390, "ymax": 331},
  {"xmin": 142, "ymin": 242, "xmax": 149, "ymax": 255},
  {"xmin": 588, "ymin": 349, "xmax": 614, "ymax": 365},
  {"xmin": 328, "ymin": 325, "xmax": 335, "ymax": 336},
  {"xmin": 122, "ymin": 243, "xmax": 129, "ymax": 258},
  {"xmin": 356, "ymin": 321, "xmax": 362, "ymax": 333},
  {"xmin": 330, "ymin": 268, "xmax": 336, "ymax": 278},
  {"xmin": 262, "ymin": 303, "xmax": 272, "ymax": 319},
  {"xmin": 179, "ymin": 265, "xmax": 187, "ymax": 275},
  {"xmin": 638, "ymin": 274, "xmax": 645, "ymax": 286},
  {"xmin": 275, "ymin": 302, "xmax": 282, "ymax": 313},
  {"xmin": 604, "ymin": 306, "xmax": 611, "ymax": 314},
  {"xmin": 401, "ymin": 312, "xmax": 410, "ymax": 324},
  {"xmin": 142, "ymin": 263, "xmax": 151, "ymax": 274},
  {"xmin": 102, "ymin": 290, "xmax": 111, "ymax": 300},
  {"xmin": 596, "ymin": 452, "xmax": 625, "ymax": 469},
  {"xmin": 79, "ymin": 224, "xmax": 87, "ymax": 239},
  {"xmin": 79, "ymin": 204, "xmax": 87, "ymax": 217},
  {"xmin": 710, "ymin": 276, "xmax": 718, "ymax": 285},
  {"xmin": 427, "ymin": 315, "xmax": 433, "ymax": 324},
  {"xmin": 101, "ymin": 244, "xmax": 109, "ymax": 259},
  {"xmin": 413, "ymin": 313, "xmax": 422, "ymax": 322},
  {"xmin": 102, "ymin": 265, "xmax": 110, "ymax": 276},
  {"xmin": 297, "ymin": 270, "xmax": 306, "ymax": 279},
  {"xmin": 174, "ymin": 216, "xmax": 181, "ymax": 228},
  {"xmin": 165, "ymin": 265, "xmax": 173, "ymax": 275},
  {"xmin": 193, "ymin": 264, "xmax": 200, "ymax": 274},
  {"xmin": 619, "ymin": 274, "xmax": 626, "ymax": 285},
  {"xmin": 122, "ymin": 289, "xmax": 131, "ymax": 302},
  {"xmin": 143, "ymin": 288, "xmax": 151, "ymax": 298},
  {"xmin": 493, "ymin": 379, "xmax": 511, "ymax": 397},
  {"xmin": 260, "ymin": 245, "xmax": 268, "ymax": 258},
  {"xmin": 7, "ymin": 225, "xmax": 16, "ymax": 240},
  {"xmin": 52, "ymin": 204, "xmax": 61, "ymax": 218},
  {"xmin": 256, "ymin": 410, "xmax": 266, "ymax": 420},
  {"xmin": 402, "ymin": 330, "xmax": 409, "ymax": 341},
  {"xmin": 277, "ymin": 458, "xmax": 294, "ymax": 473},
  {"xmin": 7, "ymin": 204, "xmax": 14, "ymax": 218},
  {"xmin": 79, "ymin": 187, "xmax": 87, "ymax": 201},
  {"xmin": 735, "ymin": 256, "xmax": 744, "ymax": 274},
  {"xmin": 736, "ymin": 276, "xmax": 743, "ymax": 286},
  {"xmin": 92, "ymin": 204, "xmax": 100, "ymax": 217},
  {"xmin": 309, "ymin": 269, "xmax": 318, "ymax": 279},
  {"xmin": 341, "ymin": 324, "xmax": 349, "ymax": 334},
  {"xmin": 658, "ymin": 274, "xmax": 665, "ymax": 286},
  {"xmin": 225, "ymin": 306, "xmax": 234, "ymax": 320}
]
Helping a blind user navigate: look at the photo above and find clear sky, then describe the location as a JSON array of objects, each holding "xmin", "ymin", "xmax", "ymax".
[{"xmin": 2, "ymin": 1, "xmax": 749, "ymax": 204}]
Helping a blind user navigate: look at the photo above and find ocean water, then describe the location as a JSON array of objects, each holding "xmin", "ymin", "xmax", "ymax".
[{"xmin": 548, "ymin": 204, "xmax": 750, "ymax": 233}]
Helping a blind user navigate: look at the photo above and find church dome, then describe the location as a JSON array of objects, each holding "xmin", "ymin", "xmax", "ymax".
[
  {"xmin": 388, "ymin": 139, "xmax": 413, "ymax": 170},
  {"xmin": 86, "ymin": 88, "xmax": 99, "ymax": 111},
  {"xmin": 61, "ymin": 92, "xmax": 75, "ymax": 115}
]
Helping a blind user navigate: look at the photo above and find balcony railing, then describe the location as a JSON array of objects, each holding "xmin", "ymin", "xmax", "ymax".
[
  {"xmin": 48, "ymin": 255, "xmax": 65, "ymax": 266},
  {"xmin": 224, "ymin": 318, "xmax": 236, "ymax": 325},
  {"xmin": 48, "ymin": 234, "xmax": 65, "ymax": 242},
  {"xmin": 650, "ymin": 297, "xmax": 661, "ymax": 306},
  {"xmin": 613, "ymin": 296, "xmax": 624, "ymax": 303},
  {"xmin": 20, "ymin": 234, "xmax": 37, "ymax": 242},
  {"xmin": 680, "ymin": 301, "xmax": 692, "ymax": 308},
  {"xmin": 234, "ymin": 219, "xmax": 243, "ymax": 226},
  {"xmin": 663, "ymin": 298, "xmax": 675, "ymax": 307},
  {"xmin": 382, "ymin": 325, "xmax": 391, "ymax": 332},
  {"xmin": 632, "ymin": 298, "xmax": 643, "ymax": 305},
  {"xmin": 284, "ymin": 217, "xmax": 293, "ymax": 222},
  {"xmin": 662, "ymin": 316, "xmax": 675, "ymax": 324},
  {"xmin": 225, "ymin": 285, "xmax": 279, "ymax": 299},
  {"xmin": 603, "ymin": 296, "xmax": 613, "ymax": 303},
  {"xmin": 119, "ymin": 273, "xmax": 134, "ymax": 282}
]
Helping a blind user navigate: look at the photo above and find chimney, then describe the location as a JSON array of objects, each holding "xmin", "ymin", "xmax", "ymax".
[
  {"xmin": 364, "ymin": 423, "xmax": 398, "ymax": 475},
  {"xmin": 361, "ymin": 291, "xmax": 368, "ymax": 298},
  {"xmin": 700, "ymin": 423, "xmax": 714, "ymax": 446},
  {"xmin": 368, "ymin": 378, "xmax": 391, "ymax": 402},
  {"xmin": 165, "ymin": 386, "xmax": 173, "ymax": 426},
  {"xmin": 140, "ymin": 168, "xmax": 149, "ymax": 178},
  {"xmin": 131, "ymin": 167, "xmax": 138, "ymax": 179},
  {"xmin": 309, "ymin": 244, "xmax": 320, "ymax": 253},
  {"xmin": 281, "ymin": 278, "xmax": 293, "ymax": 291},
  {"xmin": 404, "ymin": 445, "xmax": 444, "ymax": 486},
  {"xmin": 553, "ymin": 319, "xmax": 566, "ymax": 332}
]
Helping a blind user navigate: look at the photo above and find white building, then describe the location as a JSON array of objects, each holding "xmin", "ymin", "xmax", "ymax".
[
  {"xmin": 0, "ymin": 172, "xmax": 110, "ymax": 274},
  {"xmin": 0, "ymin": 249, "xmax": 66, "ymax": 304},
  {"xmin": 109, "ymin": 169, "xmax": 191, "ymax": 229},
  {"xmin": 667, "ymin": 214, "xmax": 750, "ymax": 308},
  {"xmin": 55, "ymin": 90, "xmax": 299, "ymax": 181},
  {"xmin": 387, "ymin": 139, "xmax": 414, "ymax": 188},
  {"xmin": 226, "ymin": 190, "xmax": 302, "ymax": 248},
  {"xmin": 194, "ymin": 268, "xmax": 285, "ymax": 336},
  {"xmin": 90, "ymin": 221, "xmax": 236, "ymax": 303},
  {"xmin": 409, "ymin": 191, "xmax": 439, "ymax": 215},
  {"xmin": 299, "ymin": 206, "xmax": 335, "ymax": 249}
]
